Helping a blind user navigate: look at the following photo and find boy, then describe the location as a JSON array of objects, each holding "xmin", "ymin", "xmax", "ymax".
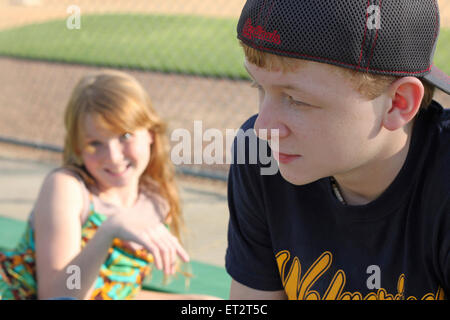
[{"xmin": 226, "ymin": 0, "xmax": 449, "ymax": 300}]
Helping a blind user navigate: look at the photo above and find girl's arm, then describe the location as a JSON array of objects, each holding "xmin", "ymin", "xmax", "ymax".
[
  {"xmin": 34, "ymin": 170, "xmax": 115, "ymax": 300},
  {"xmin": 34, "ymin": 170, "xmax": 190, "ymax": 300}
]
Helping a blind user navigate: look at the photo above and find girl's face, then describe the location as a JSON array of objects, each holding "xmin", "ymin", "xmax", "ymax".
[{"xmin": 80, "ymin": 114, "xmax": 153, "ymax": 191}]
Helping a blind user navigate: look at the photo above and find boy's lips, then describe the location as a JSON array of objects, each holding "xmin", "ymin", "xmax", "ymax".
[{"xmin": 272, "ymin": 151, "xmax": 302, "ymax": 164}]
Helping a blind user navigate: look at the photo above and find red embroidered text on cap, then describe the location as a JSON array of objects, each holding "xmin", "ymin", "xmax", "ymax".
[{"xmin": 242, "ymin": 18, "xmax": 281, "ymax": 45}]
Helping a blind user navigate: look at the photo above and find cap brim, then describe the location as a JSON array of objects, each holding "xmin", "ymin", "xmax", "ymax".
[{"xmin": 423, "ymin": 65, "xmax": 450, "ymax": 95}]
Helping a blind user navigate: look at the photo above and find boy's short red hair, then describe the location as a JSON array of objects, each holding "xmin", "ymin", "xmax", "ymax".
[{"xmin": 241, "ymin": 42, "xmax": 435, "ymax": 110}]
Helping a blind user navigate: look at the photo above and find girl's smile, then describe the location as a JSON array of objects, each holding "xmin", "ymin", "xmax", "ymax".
[
  {"xmin": 104, "ymin": 163, "xmax": 132, "ymax": 177},
  {"xmin": 80, "ymin": 114, "xmax": 153, "ymax": 201}
]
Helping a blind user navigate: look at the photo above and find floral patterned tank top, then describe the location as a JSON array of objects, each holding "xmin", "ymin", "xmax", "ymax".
[{"xmin": 0, "ymin": 170, "xmax": 169, "ymax": 300}]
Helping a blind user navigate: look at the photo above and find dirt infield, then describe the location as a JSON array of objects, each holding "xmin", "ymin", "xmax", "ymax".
[{"xmin": 0, "ymin": 56, "xmax": 259, "ymax": 178}]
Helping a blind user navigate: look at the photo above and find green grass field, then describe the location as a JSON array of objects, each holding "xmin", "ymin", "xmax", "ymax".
[
  {"xmin": 0, "ymin": 13, "xmax": 448, "ymax": 78},
  {"xmin": 0, "ymin": 14, "xmax": 247, "ymax": 78},
  {"xmin": 435, "ymin": 28, "xmax": 450, "ymax": 74}
]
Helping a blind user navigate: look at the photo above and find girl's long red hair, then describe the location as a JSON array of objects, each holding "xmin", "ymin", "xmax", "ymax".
[{"xmin": 63, "ymin": 70, "xmax": 183, "ymax": 241}]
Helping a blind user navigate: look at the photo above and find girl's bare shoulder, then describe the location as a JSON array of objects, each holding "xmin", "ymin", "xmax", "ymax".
[{"xmin": 34, "ymin": 167, "xmax": 87, "ymax": 223}]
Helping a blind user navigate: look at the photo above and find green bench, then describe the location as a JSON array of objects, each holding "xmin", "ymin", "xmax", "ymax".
[{"xmin": 0, "ymin": 215, "xmax": 230, "ymax": 299}]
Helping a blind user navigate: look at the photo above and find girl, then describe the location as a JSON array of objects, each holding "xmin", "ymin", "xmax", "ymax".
[{"xmin": 0, "ymin": 70, "xmax": 204, "ymax": 300}]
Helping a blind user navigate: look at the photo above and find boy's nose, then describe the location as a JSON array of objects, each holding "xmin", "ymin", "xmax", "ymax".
[{"xmin": 254, "ymin": 97, "xmax": 289, "ymax": 141}]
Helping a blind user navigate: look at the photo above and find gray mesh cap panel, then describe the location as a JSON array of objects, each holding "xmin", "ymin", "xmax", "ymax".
[{"xmin": 237, "ymin": 0, "xmax": 441, "ymax": 77}]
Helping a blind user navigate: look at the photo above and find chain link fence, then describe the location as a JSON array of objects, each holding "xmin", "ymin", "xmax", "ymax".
[{"xmin": 0, "ymin": 0, "xmax": 449, "ymax": 180}]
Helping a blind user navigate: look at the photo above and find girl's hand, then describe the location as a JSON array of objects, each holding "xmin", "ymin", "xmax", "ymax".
[{"xmin": 106, "ymin": 211, "xmax": 189, "ymax": 275}]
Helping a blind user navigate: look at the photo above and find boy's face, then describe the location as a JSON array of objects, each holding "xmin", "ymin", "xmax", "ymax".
[{"xmin": 246, "ymin": 58, "xmax": 390, "ymax": 185}]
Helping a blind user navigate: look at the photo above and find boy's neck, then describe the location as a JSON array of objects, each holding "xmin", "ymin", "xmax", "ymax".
[{"xmin": 333, "ymin": 122, "xmax": 414, "ymax": 206}]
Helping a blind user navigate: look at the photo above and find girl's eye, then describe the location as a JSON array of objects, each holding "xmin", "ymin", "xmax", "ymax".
[
  {"xmin": 88, "ymin": 140, "xmax": 102, "ymax": 147},
  {"xmin": 120, "ymin": 132, "xmax": 133, "ymax": 141},
  {"xmin": 85, "ymin": 141, "xmax": 102, "ymax": 154}
]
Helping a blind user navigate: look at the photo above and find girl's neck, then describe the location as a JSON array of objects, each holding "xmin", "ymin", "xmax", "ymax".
[{"xmin": 95, "ymin": 183, "xmax": 140, "ymax": 208}]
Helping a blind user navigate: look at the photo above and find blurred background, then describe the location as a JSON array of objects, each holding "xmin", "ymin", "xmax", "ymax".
[
  {"xmin": 0, "ymin": 0, "xmax": 259, "ymax": 181},
  {"xmin": 0, "ymin": 0, "xmax": 449, "ymax": 268}
]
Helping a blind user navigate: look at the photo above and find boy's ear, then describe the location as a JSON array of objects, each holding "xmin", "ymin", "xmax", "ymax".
[{"xmin": 382, "ymin": 77, "xmax": 424, "ymax": 131}]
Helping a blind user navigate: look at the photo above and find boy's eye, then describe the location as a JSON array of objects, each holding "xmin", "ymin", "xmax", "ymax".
[
  {"xmin": 250, "ymin": 80, "xmax": 263, "ymax": 91},
  {"xmin": 250, "ymin": 81, "xmax": 265, "ymax": 102},
  {"xmin": 287, "ymin": 95, "xmax": 309, "ymax": 107}
]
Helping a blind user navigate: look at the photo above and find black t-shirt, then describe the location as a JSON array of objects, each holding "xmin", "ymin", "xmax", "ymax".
[{"xmin": 226, "ymin": 100, "xmax": 449, "ymax": 300}]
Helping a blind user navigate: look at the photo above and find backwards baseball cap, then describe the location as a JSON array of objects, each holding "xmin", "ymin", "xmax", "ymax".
[{"xmin": 237, "ymin": 0, "xmax": 450, "ymax": 95}]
